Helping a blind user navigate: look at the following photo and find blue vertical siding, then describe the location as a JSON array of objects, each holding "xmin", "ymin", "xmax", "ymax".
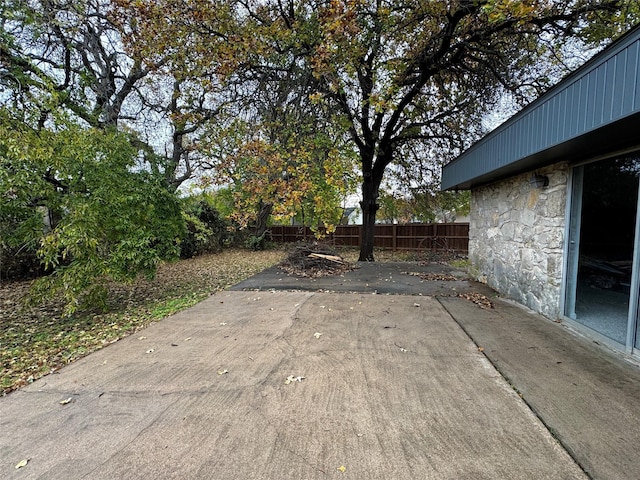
[
  {"xmin": 442, "ymin": 25, "xmax": 640, "ymax": 190},
  {"xmin": 630, "ymin": 41, "xmax": 640, "ymax": 113}
]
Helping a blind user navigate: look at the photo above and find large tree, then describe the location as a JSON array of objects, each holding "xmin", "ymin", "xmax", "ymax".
[
  {"xmin": 0, "ymin": 0, "xmax": 222, "ymax": 307},
  {"xmin": 9, "ymin": 1, "xmax": 636, "ymax": 263},
  {"xmin": 0, "ymin": 0, "xmax": 227, "ymax": 191},
  {"xmin": 128, "ymin": 0, "xmax": 635, "ymax": 260},
  {"xmin": 285, "ymin": 0, "xmax": 634, "ymax": 260},
  {"xmin": 113, "ymin": 0, "xmax": 359, "ymax": 235}
]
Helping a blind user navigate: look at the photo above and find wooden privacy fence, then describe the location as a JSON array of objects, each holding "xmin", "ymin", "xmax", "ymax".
[{"xmin": 269, "ymin": 223, "xmax": 469, "ymax": 253}]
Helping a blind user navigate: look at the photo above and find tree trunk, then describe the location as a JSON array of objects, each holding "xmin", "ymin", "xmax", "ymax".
[
  {"xmin": 358, "ymin": 178, "xmax": 379, "ymax": 261},
  {"xmin": 254, "ymin": 201, "xmax": 273, "ymax": 238}
]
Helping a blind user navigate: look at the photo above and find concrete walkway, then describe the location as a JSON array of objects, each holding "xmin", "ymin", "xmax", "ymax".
[
  {"xmin": 1, "ymin": 262, "xmax": 639, "ymax": 479},
  {"xmin": 440, "ymin": 296, "xmax": 640, "ymax": 480}
]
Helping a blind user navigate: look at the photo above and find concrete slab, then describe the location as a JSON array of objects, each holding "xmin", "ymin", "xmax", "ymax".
[
  {"xmin": 1, "ymin": 291, "xmax": 584, "ymax": 479},
  {"xmin": 439, "ymin": 295, "xmax": 640, "ymax": 480},
  {"xmin": 231, "ymin": 261, "xmax": 496, "ymax": 297}
]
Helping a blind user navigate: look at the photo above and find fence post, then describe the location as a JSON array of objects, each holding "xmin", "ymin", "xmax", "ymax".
[
  {"xmin": 432, "ymin": 223, "xmax": 436, "ymax": 251},
  {"xmin": 392, "ymin": 224, "xmax": 397, "ymax": 251}
]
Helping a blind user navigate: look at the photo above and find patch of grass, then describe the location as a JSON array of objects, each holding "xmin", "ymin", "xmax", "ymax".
[
  {"xmin": 148, "ymin": 294, "xmax": 209, "ymax": 319},
  {"xmin": 449, "ymin": 258, "xmax": 471, "ymax": 269},
  {"xmin": 1, "ymin": 248, "xmax": 285, "ymax": 395}
]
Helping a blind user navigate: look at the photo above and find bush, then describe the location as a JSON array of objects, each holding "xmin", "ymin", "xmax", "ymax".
[
  {"xmin": 0, "ymin": 244, "xmax": 43, "ymax": 281},
  {"xmin": 1, "ymin": 120, "xmax": 186, "ymax": 314},
  {"xmin": 245, "ymin": 231, "xmax": 268, "ymax": 251},
  {"xmin": 180, "ymin": 198, "xmax": 230, "ymax": 259}
]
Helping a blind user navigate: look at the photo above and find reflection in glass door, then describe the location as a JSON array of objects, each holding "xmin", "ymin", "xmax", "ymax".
[{"xmin": 565, "ymin": 155, "xmax": 640, "ymax": 346}]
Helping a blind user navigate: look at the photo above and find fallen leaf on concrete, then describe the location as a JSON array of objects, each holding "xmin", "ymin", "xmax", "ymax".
[
  {"xmin": 59, "ymin": 397, "xmax": 73, "ymax": 405},
  {"xmin": 337, "ymin": 465, "xmax": 346, "ymax": 473},
  {"xmin": 457, "ymin": 292, "xmax": 494, "ymax": 309},
  {"xmin": 217, "ymin": 369, "xmax": 229, "ymax": 375},
  {"xmin": 314, "ymin": 332, "xmax": 323, "ymax": 339},
  {"xmin": 15, "ymin": 459, "xmax": 28, "ymax": 469},
  {"xmin": 285, "ymin": 375, "xmax": 305, "ymax": 385},
  {"xmin": 403, "ymin": 271, "xmax": 464, "ymax": 281},
  {"xmin": 478, "ymin": 347, "xmax": 485, "ymax": 352}
]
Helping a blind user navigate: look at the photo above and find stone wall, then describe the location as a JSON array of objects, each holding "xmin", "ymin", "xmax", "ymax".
[{"xmin": 469, "ymin": 163, "xmax": 569, "ymax": 319}]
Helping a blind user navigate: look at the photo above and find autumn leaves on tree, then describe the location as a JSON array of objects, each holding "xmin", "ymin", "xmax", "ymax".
[{"xmin": 112, "ymin": 0, "xmax": 636, "ymax": 260}]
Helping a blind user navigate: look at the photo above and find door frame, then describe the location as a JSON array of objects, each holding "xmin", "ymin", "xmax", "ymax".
[{"xmin": 562, "ymin": 149, "xmax": 640, "ymax": 355}]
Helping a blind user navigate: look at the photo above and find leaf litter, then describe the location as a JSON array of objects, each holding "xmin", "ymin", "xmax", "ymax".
[
  {"xmin": 457, "ymin": 292, "xmax": 494, "ymax": 309},
  {"xmin": 403, "ymin": 271, "xmax": 467, "ymax": 281}
]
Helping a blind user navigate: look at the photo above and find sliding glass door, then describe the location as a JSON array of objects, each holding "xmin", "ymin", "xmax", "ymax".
[{"xmin": 565, "ymin": 154, "xmax": 640, "ymax": 350}]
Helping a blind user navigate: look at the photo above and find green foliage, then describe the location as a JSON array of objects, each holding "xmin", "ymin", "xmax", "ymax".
[
  {"xmin": 5, "ymin": 0, "xmax": 632, "ymax": 268},
  {"xmin": 0, "ymin": 111, "xmax": 185, "ymax": 314},
  {"xmin": 376, "ymin": 188, "xmax": 470, "ymax": 224},
  {"xmin": 450, "ymin": 258, "xmax": 471, "ymax": 270},
  {"xmin": 207, "ymin": 188, "xmax": 236, "ymax": 219},
  {"xmin": 577, "ymin": 3, "xmax": 640, "ymax": 45},
  {"xmin": 245, "ymin": 232, "xmax": 269, "ymax": 251},
  {"xmin": 376, "ymin": 191, "xmax": 403, "ymax": 224},
  {"xmin": 180, "ymin": 195, "xmax": 231, "ymax": 259},
  {"xmin": 200, "ymin": 118, "xmax": 358, "ymax": 239}
]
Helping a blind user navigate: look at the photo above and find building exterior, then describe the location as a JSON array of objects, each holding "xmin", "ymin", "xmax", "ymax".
[{"xmin": 441, "ymin": 24, "xmax": 640, "ymax": 355}]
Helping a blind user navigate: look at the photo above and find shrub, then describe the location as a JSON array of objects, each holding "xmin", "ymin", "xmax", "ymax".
[{"xmin": 180, "ymin": 197, "xmax": 230, "ymax": 259}]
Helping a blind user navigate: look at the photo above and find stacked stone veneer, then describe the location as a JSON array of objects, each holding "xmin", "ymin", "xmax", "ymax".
[{"xmin": 469, "ymin": 162, "xmax": 569, "ymax": 319}]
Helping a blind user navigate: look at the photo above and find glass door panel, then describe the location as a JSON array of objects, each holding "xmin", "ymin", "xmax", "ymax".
[{"xmin": 566, "ymin": 156, "xmax": 640, "ymax": 345}]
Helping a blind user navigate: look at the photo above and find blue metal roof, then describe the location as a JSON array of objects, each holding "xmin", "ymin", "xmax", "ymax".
[{"xmin": 442, "ymin": 24, "xmax": 640, "ymax": 190}]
